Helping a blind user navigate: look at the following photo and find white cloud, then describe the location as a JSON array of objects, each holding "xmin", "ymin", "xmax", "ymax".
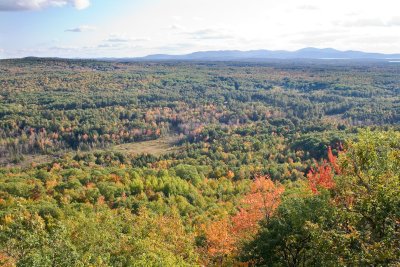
[
  {"xmin": 297, "ymin": 5, "xmax": 318, "ymax": 10},
  {"xmin": 65, "ymin": 25, "xmax": 96, "ymax": 32},
  {"xmin": 105, "ymin": 34, "xmax": 149, "ymax": 43},
  {"xmin": 49, "ymin": 45, "xmax": 80, "ymax": 51},
  {"xmin": 339, "ymin": 16, "xmax": 400, "ymax": 27},
  {"xmin": 386, "ymin": 17, "xmax": 400, "ymax": 26},
  {"xmin": 156, "ymin": 43, "xmax": 199, "ymax": 53},
  {"xmin": 0, "ymin": 0, "xmax": 90, "ymax": 11},
  {"xmin": 193, "ymin": 17, "xmax": 204, "ymax": 21},
  {"xmin": 73, "ymin": 0, "xmax": 89, "ymax": 10},
  {"xmin": 171, "ymin": 16, "xmax": 182, "ymax": 21},
  {"xmin": 169, "ymin": 24, "xmax": 186, "ymax": 31},
  {"xmin": 106, "ymin": 37, "xmax": 131, "ymax": 43},
  {"xmin": 185, "ymin": 28, "xmax": 236, "ymax": 40},
  {"xmin": 341, "ymin": 18, "xmax": 386, "ymax": 27},
  {"xmin": 98, "ymin": 43, "xmax": 123, "ymax": 48}
]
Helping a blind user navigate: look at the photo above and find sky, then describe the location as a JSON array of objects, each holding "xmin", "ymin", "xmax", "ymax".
[{"xmin": 0, "ymin": 0, "xmax": 400, "ymax": 58}]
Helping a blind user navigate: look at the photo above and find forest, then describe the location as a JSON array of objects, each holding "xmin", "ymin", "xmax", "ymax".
[{"xmin": 0, "ymin": 58, "xmax": 399, "ymax": 266}]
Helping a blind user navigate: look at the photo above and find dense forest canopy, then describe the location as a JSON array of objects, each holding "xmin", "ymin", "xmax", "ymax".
[
  {"xmin": 0, "ymin": 58, "xmax": 399, "ymax": 266},
  {"xmin": 1, "ymin": 59, "xmax": 399, "ymax": 160}
]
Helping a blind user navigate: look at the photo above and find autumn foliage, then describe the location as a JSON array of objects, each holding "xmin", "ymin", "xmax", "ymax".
[
  {"xmin": 205, "ymin": 218, "xmax": 236, "ymax": 258},
  {"xmin": 307, "ymin": 146, "xmax": 340, "ymax": 194},
  {"xmin": 205, "ymin": 176, "xmax": 284, "ymax": 261},
  {"xmin": 232, "ymin": 176, "xmax": 285, "ymax": 239},
  {"xmin": 327, "ymin": 145, "xmax": 341, "ymax": 174},
  {"xmin": 0, "ymin": 253, "xmax": 15, "ymax": 267}
]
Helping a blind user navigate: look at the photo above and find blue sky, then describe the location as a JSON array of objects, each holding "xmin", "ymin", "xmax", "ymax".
[{"xmin": 1, "ymin": 0, "xmax": 400, "ymax": 58}]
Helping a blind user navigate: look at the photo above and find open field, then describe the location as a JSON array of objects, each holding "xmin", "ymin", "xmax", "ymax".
[
  {"xmin": 109, "ymin": 135, "xmax": 181, "ymax": 156},
  {"xmin": 0, "ymin": 135, "xmax": 181, "ymax": 168}
]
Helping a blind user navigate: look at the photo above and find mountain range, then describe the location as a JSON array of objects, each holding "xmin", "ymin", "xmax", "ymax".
[{"xmin": 122, "ymin": 47, "xmax": 400, "ymax": 61}]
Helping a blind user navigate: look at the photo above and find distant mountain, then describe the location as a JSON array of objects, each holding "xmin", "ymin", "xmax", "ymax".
[{"xmin": 127, "ymin": 48, "xmax": 400, "ymax": 61}]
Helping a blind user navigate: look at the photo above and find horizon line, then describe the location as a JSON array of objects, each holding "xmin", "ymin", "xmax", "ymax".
[{"xmin": 1, "ymin": 47, "xmax": 400, "ymax": 60}]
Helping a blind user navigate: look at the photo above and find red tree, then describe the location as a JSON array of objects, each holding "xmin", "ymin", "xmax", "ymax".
[
  {"xmin": 231, "ymin": 176, "xmax": 284, "ymax": 239},
  {"xmin": 307, "ymin": 146, "xmax": 340, "ymax": 194}
]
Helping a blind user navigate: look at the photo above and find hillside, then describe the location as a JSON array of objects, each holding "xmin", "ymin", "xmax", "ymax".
[{"xmin": 0, "ymin": 59, "xmax": 399, "ymax": 266}]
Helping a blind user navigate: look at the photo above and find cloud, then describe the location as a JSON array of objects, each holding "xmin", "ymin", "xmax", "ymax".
[
  {"xmin": 98, "ymin": 43, "xmax": 125, "ymax": 48},
  {"xmin": 341, "ymin": 18, "xmax": 385, "ymax": 27},
  {"xmin": 73, "ymin": 0, "xmax": 89, "ymax": 10},
  {"xmin": 65, "ymin": 25, "xmax": 96, "ymax": 32},
  {"xmin": 297, "ymin": 5, "xmax": 318, "ymax": 10},
  {"xmin": 49, "ymin": 45, "xmax": 79, "ymax": 51},
  {"xmin": 292, "ymin": 32, "xmax": 346, "ymax": 46},
  {"xmin": 0, "ymin": 0, "xmax": 90, "ymax": 11},
  {"xmin": 171, "ymin": 16, "xmax": 182, "ymax": 21},
  {"xmin": 97, "ymin": 34, "xmax": 149, "ymax": 51},
  {"xmin": 156, "ymin": 42, "xmax": 199, "ymax": 53},
  {"xmin": 169, "ymin": 24, "xmax": 186, "ymax": 31},
  {"xmin": 49, "ymin": 45, "xmax": 105, "ymax": 53},
  {"xmin": 193, "ymin": 17, "xmax": 204, "ymax": 21},
  {"xmin": 106, "ymin": 37, "xmax": 131, "ymax": 43},
  {"xmin": 105, "ymin": 34, "xmax": 149, "ymax": 43},
  {"xmin": 339, "ymin": 17, "xmax": 400, "ymax": 28},
  {"xmin": 185, "ymin": 28, "xmax": 235, "ymax": 40},
  {"xmin": 345, "ymin": 35, "xmax": 400, "ymax": 45},
  {"xmin": 97, "ymin": 42, "xmax": 142, "ymax": 52},
  {"xmin": 386, "ymin": 17, "xmax": 400, "ymax": 26}
]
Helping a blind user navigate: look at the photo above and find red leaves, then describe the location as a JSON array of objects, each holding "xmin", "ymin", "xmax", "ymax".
[
  {"xmin": 307, "ymin": 146, "xmax": 341, "ymax": 194},
  {"xmin": 327, "ymin": 146, "xmax": 341, "ymax": 174},
  {"xmin": 307, "ymin": 161, "xmax": 335, "ymax": 194}
]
